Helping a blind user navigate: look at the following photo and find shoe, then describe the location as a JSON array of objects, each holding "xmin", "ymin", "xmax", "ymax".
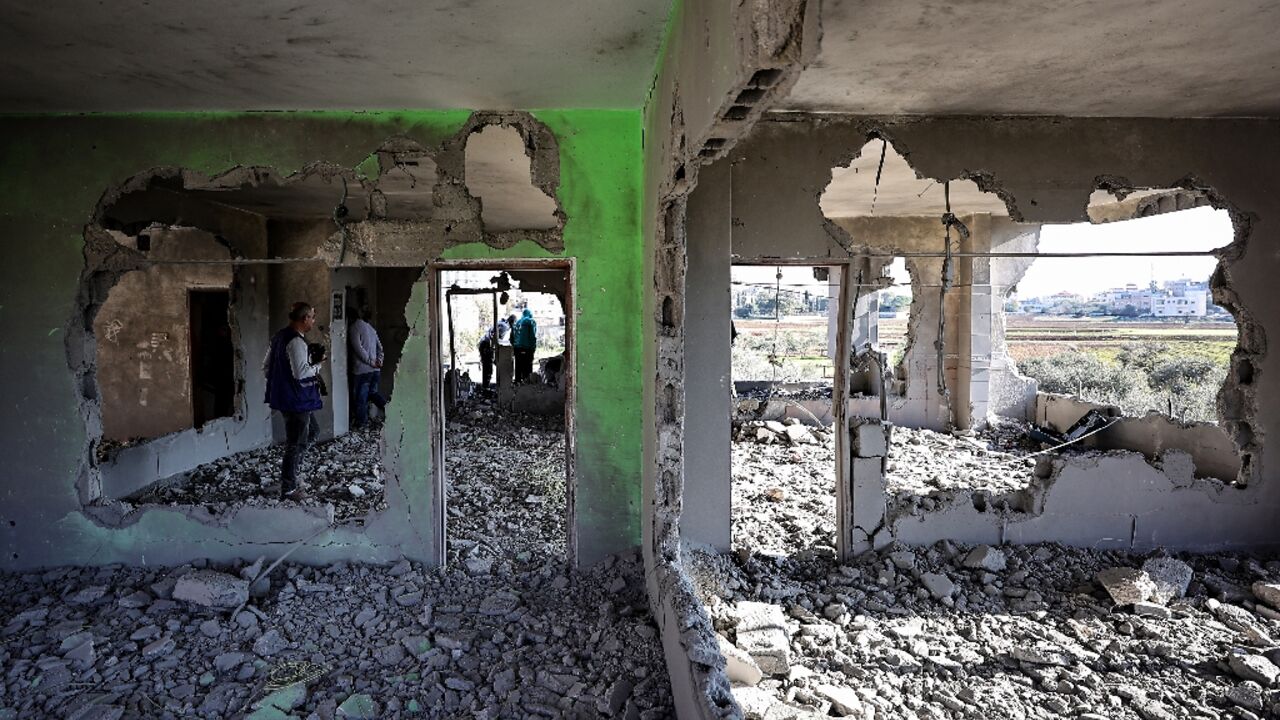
[{"xmin": 281, "ymin": 488, "xmax": 311, "ymax": 502}]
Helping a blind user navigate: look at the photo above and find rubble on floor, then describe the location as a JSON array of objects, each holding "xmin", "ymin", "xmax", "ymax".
[
  {"xmin": 0, "ymin": 552, "xmax": 671, "ymax": 719},
  {"xmin": 445, "ymin": 398, "xmax": 566, "ymax": 567},
  {"xmin": 688, "ymin": 543, "xmax": 1280, "ymax": 720},
  {"xmin": 731, "ymin": 425, "xmax": 837, "ymax": 557},
  {"xmin": 722, "ymin": 416, "xmax": 1279, "ymax": 718},
  {"xmin": 884, "ymin": 422, "xmax": 1044, "ymax": 516},
  {"xmin": 125, "ymin": 426, "xmax": 388, "ymax": 521}
]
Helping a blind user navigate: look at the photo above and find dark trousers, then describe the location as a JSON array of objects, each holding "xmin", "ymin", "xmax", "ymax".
[
  {"xmin": 281, "ymin": 410, "xmax": 319, "ymax": 495},
  {"xmin": 479, "ymin": 345, "xmax": 494, "ymax": 388},
  {"xmin": 351, "ymin": 371, "xmax": 387, "ymax": 427},
  {"xmin": 514, "ymin": 347, "xmax": 534, "ymax": 383}
]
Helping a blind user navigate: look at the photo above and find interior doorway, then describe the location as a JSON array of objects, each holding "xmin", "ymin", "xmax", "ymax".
[
  {"xmin": 431, "ymin": 260, "xmax": 576, "ymax": 568},
  {"xmin": 188, "ymin": 288, "xmax": 235, "ymax": 428}
]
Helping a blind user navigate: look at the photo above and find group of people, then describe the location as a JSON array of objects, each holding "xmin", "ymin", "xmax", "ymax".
[
  {"xmin": 263, "ymin": 301, "xmax": 540, "ymax": 501},
  {"xmin": 477, "ymin": 308, "xmax": 538, "ymax": 388},
  {"xmin": 262, "ymin": 301, "xmax": 387, "ymax": 502}
]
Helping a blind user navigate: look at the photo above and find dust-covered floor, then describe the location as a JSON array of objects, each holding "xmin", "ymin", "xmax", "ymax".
[
  {"xmin": 723, "ymin": 419, "xmax": 1278, "ymax": 720},
  {"xmin": 444, "ymin": 397, "xmax": 567, "ymax": 568},
  {"xmin": 125, "ymin": 426, "xmax": 388, "ymax": 521}
]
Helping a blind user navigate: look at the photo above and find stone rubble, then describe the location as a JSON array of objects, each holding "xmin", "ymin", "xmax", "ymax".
[
  {"xmin": 716, "ymin": 420, "xmax": 1280, "ymax": 720},
  {"xmin": 124, "ymin": 425, "xmax": 389, "ymax": 521},
  {"xmin": 4, "ymin": 403, "xmax": 671, "ymax": 719}
]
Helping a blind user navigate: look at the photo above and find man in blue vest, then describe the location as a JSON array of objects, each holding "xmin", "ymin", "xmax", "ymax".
[{"xmin": 264, "ymin": 301, "xmax": 326, "ymax": 501}]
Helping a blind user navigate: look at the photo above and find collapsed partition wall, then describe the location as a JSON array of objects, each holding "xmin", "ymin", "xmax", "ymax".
[{"xmin": 0, "ymin": 110, "xmax": 646, "ymax": 571}]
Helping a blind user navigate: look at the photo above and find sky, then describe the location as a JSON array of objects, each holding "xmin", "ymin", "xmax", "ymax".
[
  {"xmin": 1017, "ymin": 206, "xmax": 1231, "ymax": 298},
  {"xmin": 733, "ymin": 206, "xmax": 1233, "ymax": 301}
]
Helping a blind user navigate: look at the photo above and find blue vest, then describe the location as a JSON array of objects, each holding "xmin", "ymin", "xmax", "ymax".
[{"xmin": 265, "ymin": 328, "xmax": 323, "ymax": 413}]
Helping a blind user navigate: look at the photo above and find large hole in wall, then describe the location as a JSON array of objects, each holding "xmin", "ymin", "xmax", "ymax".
[
  {"xmin": 815, "ymin": 137, "xmax": 1259, "ymax": 526},
  {"xmin": 464, "ymin": 124, "xmax": 559, "ymax": 233},
  {"xmin": 73, "ymin": 166, "xmax": 423, "ymax": 527},
  {"xmin": 435, "ymin": 266, "xmax": 573, "ymax": 567}
]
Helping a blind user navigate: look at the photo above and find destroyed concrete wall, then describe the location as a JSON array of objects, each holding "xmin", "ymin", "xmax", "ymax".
[
  {"xmin": 0, "ymin": 110, "xmax": 647, "ymax": 574},
  {"xmin": 724, "ymin": 114, "xmax": 1277, "ymax": 553},
  {"xmin": 641, "ymin": 1, "xmax": 820, "ymax": 717},
  {"xmin": 95, "ymin": 228, "xmax": 234, "ymax": 441}
]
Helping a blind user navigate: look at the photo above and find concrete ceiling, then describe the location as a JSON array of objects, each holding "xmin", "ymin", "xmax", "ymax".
[
  {"xmin": 784, "ymin": 0, "xmax": 1280, "ymax": 117},
  {"xmin": 0, "ymin": 0, "xmax": 670, "ymax": 112}
]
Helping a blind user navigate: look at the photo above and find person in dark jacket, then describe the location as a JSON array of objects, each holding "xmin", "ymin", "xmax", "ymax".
[
  {"xmin": 511, "ymin": 308, "xmax": 538, "ymax": 383},
  {"xmin": 263, "ymin": 301, "xmax": 325, "ymax": 501}
]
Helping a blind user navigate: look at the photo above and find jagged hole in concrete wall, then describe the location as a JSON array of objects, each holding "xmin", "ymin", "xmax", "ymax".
[
  {"xmin": 464, "ymin": 125, "xmax": 559, "ymax": 233},
  {"xmin": 72, "ymin": 166, "xmax": 422, "ymax": 527},
  {"xmin": 819, "ymin": 140, "xmax": 1261, "ymax": 530},
  {"xmin": 1010, "ymin": 192, "xmax": 1248, "ymax": 485},
  {"xmin": 436, "ymin": 267, "xmax": 572, "ymax": 566}
]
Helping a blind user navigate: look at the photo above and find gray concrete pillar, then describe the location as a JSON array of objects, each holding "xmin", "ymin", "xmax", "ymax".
[{"xmin": 682, "ymin": 161, "xmax": 733, "ymax": 552}]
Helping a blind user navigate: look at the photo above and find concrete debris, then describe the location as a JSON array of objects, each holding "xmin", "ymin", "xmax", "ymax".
[
  {"xmin": 1096, "ymin": 566, "xmax": 1160, "ymax": 607},
  {"xmin": 1142, "ymin": 557, "xmax": 1193, "ymax": 604},
  {"xmin": 1227, "ymin": 648, "xmax": 1280, "ymax": 687},
  {"xmin": 0, "ymin": 404, "xmax": 669, "ymax": 718},
  {"xmin": 0, "ymin": 550, "xmax": 670, "ymax": 718},
  {"xmin": 690, "ymin": 520, "xmax": 1280, "ymax": 720},
  {"xmin": 173, "ymin": 569, "xmax": 250, "ymax": 609},
  {"xmin": 735, "ymin": 601, "xmax": 792, "ymax": 676},
  {"xmin": 445, "ymin": 399, "xmax": 567, "ymax": 566},
  {"xmin": 718, "ymin": 635, "xmax": 764, "ymax": 686},
  {"xmin": 962, "ymin": 545, "xmax": 1007, "ymax": 572},
  {"xmin": 920, "ymin": 572, "xmax": 956, "ymax": 600},
  {"xmin": 1207, "ymin": 598, "xmax": 1277, "ymax": 646},
  {"xmin": 1252, "ymin": 581, "xmax": 1280, "ymax": 610},
  {"xmin": 735, "ymin": 419, "xmax": 832, "ymax": 447},
  {"xmin": 125, "ymin": 425, "xmax": 388, "ymax": 520}
]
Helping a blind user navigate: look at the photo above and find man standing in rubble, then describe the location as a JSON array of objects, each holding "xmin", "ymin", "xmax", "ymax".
[
  {"xmin": 264, "ymin": 301, "xmax": 325, "ymax": 502},
  {"xmin": 348, "ymin": 306, "xmax": 387, "ymax": 428},
  {"xmin": 512, "ymin": 308, "xmax": 538, "ymax": 383}
]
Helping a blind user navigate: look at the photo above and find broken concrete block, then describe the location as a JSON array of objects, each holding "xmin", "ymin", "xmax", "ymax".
[
  {"xmin": 921, "ymin": 572, "xmax": 956, "ymax": 600},
  {"xmin": 814, "ymin": 684, "xmax": 865, "ymax": 716},
  {"xmin": 1252, "ymin": 581, "xmax": 1280, "ymax": 610},
  {"xmin": 764, "ymin": 420, "xmax": 787, "ymax": 435},
  {"xmin": 172, "ymin": 570, "xmax": 249, "ymax": 609},
  {"xmin": 962, "ymin": 545, "xmax": 1007, "ymax": 572},
  {"xmin": 1208, "ymin": 599, "xmax": 1275, "ymax": 646},
  {"xmin": 717, "ymin": 635, "xmax": 763, "ymax": 686},
  {"xmin": 1142, "ymin": 558, "xmax": 1192, "ymax": 604},
  {"xmin": 253, "ymin": 629, "xmax": 289, "ymax": 656},
  {"xmin": 734, "ymin": 601, "xmax": 791, "ymax": 676},
  {"xmin": 337, "ymin": 693, "xmax": 379, "ymax": 719},
  {"xmin": 1228, "ymin": 649, "xmax": 1280, "ymax": 687},
  {"xmin": 731, "ymin": 686, "xmax": 775, "ymax": 720},
  {"xmin": 1095, "ymin": 567, "xmax": 1157, "ymax": 607},
  {"xmin": 1226, "ymin": 682, "xmax": 1265, "ymax": 712},
  {"xmin": 782, "ymin": 425, "xmax": 814, "ymax": 445},
  {"xmin": 852, "ymin": 420, "xmax": 889, "ymax": 457}
]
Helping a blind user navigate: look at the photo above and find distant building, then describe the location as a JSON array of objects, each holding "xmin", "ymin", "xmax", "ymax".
[{"xmin": 1090, "ymin": 277, "xmax": 1209, "ymax": 317}]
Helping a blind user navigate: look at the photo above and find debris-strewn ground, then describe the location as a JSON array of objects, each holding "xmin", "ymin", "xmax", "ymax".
[
  {"xmin": 126, "ymin": 426, "xmax": 388, "ymax": 521},
  {"xmin": 723, "ymin": 421, "xmax": 1280, "ymax": 720},
  {"xmin": 6, "ymin": 402, "xmax": 670, "ymax": 719},
  {"xmin": 445, "ymin": 397, "xmax": 567, "ymax": 568},
  {"xmin": 0, "ymin": 553, "xmax": 670, "ymax": 719}
]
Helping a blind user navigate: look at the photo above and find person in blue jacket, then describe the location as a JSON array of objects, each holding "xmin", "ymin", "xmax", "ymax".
[
  {"xmin": 511, "ymin": 308, "xmax": 538, "ymax": 383},
  {"xmin": 263, "ymin": 301, "xmax": 326, "ymax": 501}
]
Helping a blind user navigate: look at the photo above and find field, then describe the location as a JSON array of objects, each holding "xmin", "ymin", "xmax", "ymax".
[{"xmin": 733, "ymin": 313, "xmax": 1236, "ymax": 423}]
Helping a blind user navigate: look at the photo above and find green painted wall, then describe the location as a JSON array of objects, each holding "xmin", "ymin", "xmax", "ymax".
[{"xmin": 0, "ymin": 110, "xmax": 644, "ymax": 568}]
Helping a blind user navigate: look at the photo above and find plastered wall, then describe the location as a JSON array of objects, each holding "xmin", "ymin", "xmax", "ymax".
[{"xmin": 0, "ymin": 110, "xmax": 647, "ymax": 571}]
